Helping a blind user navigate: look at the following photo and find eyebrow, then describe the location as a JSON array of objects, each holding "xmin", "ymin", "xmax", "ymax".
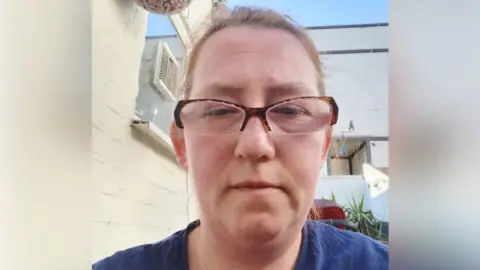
[
  {"xmin": 266, "ymin": 82, "xmax": 313, "ymax": 99},
  {"xmin": 199, "ymin": 83, "xmax": 244, "ymax": 99}
]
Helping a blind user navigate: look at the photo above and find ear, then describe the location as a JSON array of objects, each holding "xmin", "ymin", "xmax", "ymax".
[{"xmin": 170, "ymin": 122, "xmax": 188, "ymax": 170}]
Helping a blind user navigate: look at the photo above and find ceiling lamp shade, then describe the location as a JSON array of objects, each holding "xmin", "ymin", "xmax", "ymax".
[{"xmin": 134, "ymin": 0, "xmax": 192, "ymax": 14}]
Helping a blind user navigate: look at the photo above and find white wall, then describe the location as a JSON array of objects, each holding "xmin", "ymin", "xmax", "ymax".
[
  {"xmin": 182, "ymin": 0, "xmax": 214, "ymax": 36},
  {"xmin": 92, "ymin": 0, "xmax": 190, "ymax": 262},
  {"xmin": 310, "ymin": 25, "xmax": 389, "ymax": 171},
  {"xmin": 370, "ymin": 192, "xmax": 389, "ymax": 222},
  {"xmin": 322, "ymin": 52, "xmax": 388, "ymax": 137},
  {"xmin": 363, "ymin": 164, "xmax": 389, "ymax": 221},
  {"xmin": 316, "ymin": 166, "xmax": 389, "ymax": 222},
  {"xmin": 315, "ymin": 176, "xmax": 371, "ymax": 211},
  {"xmin": 171, "ymin": 0, "xmax": 215, "ymax": 48},
  {"xmin": 308, "ymin": 26, "xmax": 388, "ymax": 51},
  {"xmin": 370, "ymin": 140, "xmax": 389, "ymax": 167}
]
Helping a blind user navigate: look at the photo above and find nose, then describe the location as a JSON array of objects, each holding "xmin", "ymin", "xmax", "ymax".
[{"xmin": 234, "ymin": 116, "xmax": 275, "ymax": 161}]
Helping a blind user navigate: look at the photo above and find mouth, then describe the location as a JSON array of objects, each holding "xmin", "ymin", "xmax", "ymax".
[{"xmin": 232, "ymin": 181, "xmax": 281, "ymax": 190}]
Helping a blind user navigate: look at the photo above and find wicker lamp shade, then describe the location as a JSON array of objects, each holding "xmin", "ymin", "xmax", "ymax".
[{"xmin": 134, "ymin": 0, "xmax": 192, "ymax": 14}]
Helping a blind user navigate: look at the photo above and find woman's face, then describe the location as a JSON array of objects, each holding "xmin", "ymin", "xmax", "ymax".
[{"xmin": 173, "ymin": 26, "xmax": 331, "ymax": 239}]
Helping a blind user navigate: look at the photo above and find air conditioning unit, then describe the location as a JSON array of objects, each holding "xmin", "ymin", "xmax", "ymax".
[{"xmin": 152, "ymin": 41, "xmax": 180, "ymax": 101}]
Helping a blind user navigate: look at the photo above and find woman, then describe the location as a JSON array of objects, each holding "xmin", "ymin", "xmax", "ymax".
[{"xmin": 94, "ymin": 6, "xmax": 388, "ymax": 270}]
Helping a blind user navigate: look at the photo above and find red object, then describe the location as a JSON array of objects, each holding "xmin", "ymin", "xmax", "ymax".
[{"xmin": 312, "ymin": 199, "xmax": 347, "ymax": 230}]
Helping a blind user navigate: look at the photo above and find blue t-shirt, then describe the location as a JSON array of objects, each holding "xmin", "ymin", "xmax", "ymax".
[{"xmin": 94, "ymin": 219, "xmax": 388, "ymax": 270}]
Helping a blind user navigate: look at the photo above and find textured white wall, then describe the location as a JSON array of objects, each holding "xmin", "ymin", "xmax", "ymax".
[
  {"xmin": 183, "ymin": 0, "xmax": 214, "ymax": 34},
  {"xmin": 92, "ymin": 0, "xmax": 189, "ymax": 262},
  {"xmin": 370, "ymin": 141, "xmax": 389, "ymax": 167},
  {"xmin": 171, "ymin": 0, "xmax": 215, "ymax": 48}
]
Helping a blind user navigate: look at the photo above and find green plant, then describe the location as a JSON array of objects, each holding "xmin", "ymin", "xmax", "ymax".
[
  {"xmin": 340, "ymin": 193, "xmax": 388, "ymax": 241},
  {"xmin": 319, "ymin": 192, "xmax": 336, "ymax": 202}
]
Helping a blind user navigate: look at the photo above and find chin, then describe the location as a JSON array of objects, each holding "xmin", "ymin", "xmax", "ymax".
[{"xmin": 233, "ymin": 212, "xmax": 286, "ymax": 243}]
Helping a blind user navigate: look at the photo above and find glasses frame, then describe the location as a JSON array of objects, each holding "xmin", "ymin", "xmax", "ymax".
[{"xmin": 173, "ymin": 96, "xmax": 339, "ymax": 133}]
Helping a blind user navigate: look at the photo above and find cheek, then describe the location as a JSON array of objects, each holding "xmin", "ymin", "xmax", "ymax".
[
  {"xmin": 278, "ymin": 133, "xmax": 327, "ymax": 192},
  {"xmin": 185, "ymin": 134, "xmax": 235, "ymax": 190}
]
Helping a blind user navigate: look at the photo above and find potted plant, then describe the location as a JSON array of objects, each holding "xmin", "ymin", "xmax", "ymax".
[
  {"xmin": 326, "ymin": 192, "xmax": 388, "ymax": 243},
  {"xmin": 342, "ymin": 194, "xmax": 388, "ymax": 242}
]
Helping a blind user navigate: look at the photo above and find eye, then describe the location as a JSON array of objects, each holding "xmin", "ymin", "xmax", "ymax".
[
  {"xmin": 204, "ymin": 108, "xmax": 238, "ymax": 116},
  {"xmin": 270, "ymin": 104, "xmax": 309, "ymax": 116}
]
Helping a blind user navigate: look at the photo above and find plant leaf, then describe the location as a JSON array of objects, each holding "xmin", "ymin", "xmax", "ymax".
[{"xmin": 359, "ymin": 193, "xmax": 365, "ymax": 211}]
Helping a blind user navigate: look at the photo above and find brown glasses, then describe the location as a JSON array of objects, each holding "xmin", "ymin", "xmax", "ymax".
[{"xmin": 174, "ymin": 96, "xmax": 338, "ymax": 135}]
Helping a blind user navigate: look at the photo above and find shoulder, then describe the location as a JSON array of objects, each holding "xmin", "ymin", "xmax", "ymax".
[
  {"xmin": 306, "ymin": 220, "xmax": 388, "ymax": 269},
  {"xmin": 93, "ymin": 222, "xmax": 195, "ymax": 270}
]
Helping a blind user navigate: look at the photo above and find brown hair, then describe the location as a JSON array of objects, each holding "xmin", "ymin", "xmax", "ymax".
[
  {"xmin": 181, "ymin": 6, "xmax": 325, "ymax": 98},
  {"xmin": 307, "ymin": 206, "xmax": 323, "ymax": 220},
  {"xmin": 181, "ymin": 6, "xmax": 326, "ymax": 220}
]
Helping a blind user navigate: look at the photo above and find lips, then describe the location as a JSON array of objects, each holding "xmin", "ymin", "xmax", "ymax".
[{"xmin": 233, "ymin": 181, "xmax": 280, "ymax": 189}]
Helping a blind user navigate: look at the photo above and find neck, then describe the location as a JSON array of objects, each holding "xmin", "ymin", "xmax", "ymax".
[{"xmin": 191, "ymin": 221, "xmax": 303, "ymax": 270}]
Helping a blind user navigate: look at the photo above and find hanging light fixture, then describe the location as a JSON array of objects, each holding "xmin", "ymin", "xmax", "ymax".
[{"xmin": 134, "ymin": 0, "xmax": 193, "ymax": 14}]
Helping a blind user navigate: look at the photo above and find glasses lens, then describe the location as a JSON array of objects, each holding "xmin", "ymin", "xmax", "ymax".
[
  {"xmin": 267, "ymin": 98, "xmax": 332, "ymax": 134},
  {"xmin": 180, "ymin": 100, "xmax": 245, "ymax": 135}
]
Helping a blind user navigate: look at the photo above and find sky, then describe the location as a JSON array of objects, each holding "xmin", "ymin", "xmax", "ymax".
[{"xmin": 146, "ymin": 0, "xmax": 388, "ymax": 36}]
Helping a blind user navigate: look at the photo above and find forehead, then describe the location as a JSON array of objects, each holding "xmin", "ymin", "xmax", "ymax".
[{"xmin": 190, "ymin": 26, "xmax": 318, "ymax": 100}]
